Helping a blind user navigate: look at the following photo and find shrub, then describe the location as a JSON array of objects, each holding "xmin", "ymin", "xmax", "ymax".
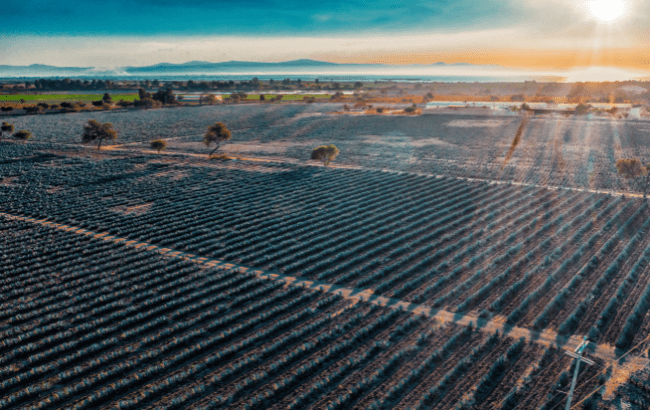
[
  {"xmin": 25, "ymin": 106, "xmax": 43, "ymax": 115},
  {"xmin": 134, "ymin": 98, "xmax": 162, "ymax": 109},
  {"xmin": 1, "ymin": 121, "xmax": 14, "ymax": 140},
  {"xmin": 404, "ymin": 103, "xmax": 417, "ymax": 113},
  {"xmin": 13, "ymin": 130, "xmax": 32, "ymax": 141}
]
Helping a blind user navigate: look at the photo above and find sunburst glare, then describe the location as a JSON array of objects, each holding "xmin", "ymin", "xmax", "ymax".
[{"xmin": 586, "ymin": 0, "xmax": 628, "ymax": 22}]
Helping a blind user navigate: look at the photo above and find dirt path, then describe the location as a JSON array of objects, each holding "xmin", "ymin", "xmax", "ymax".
[{"xmin": 2, "ymin": 211, "xmax": 646, "ymax": 369}]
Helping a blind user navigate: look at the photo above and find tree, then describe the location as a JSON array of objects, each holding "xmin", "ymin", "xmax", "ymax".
[
  {"xmin": 92, "ymin": 100, "xmax": 104, "ymax": 107},
  {"xmin": 354, "ymin": 81, "xmax": 363, "ymax": 89},
  {"xmin": 13, "ymin": 130, "xmax": 31, "ymax": 142},
  {"xmin": 102, "ymin": 93, "xmax": 113, "ymax": 103},
  {"xmin": 203, "ymin": 94, "xmax": 218, "ymax": 105},
  {"xmin": 617, "ymin": 158, "xmax": 650, "ymax": 198},
  {"xmin": 311, "ymin": 144, "xmax": 339, "ymax": 167},
  {"xmin": 150, "ymin": 139, "xmax": 167, "ymax": 153},
  {"xmin": 152, "ymin": 88, "xmax": 176, "ymax": 105},
  {"xmin": 82, "ymin": 120, "xmax": 117, "ymax": 150},
  {"xmin": 0, "ymin": 106, "xmax": 14, "ymax": 112},
  {"xmin": 260, "ymin": 94, "xmax": 266, "ymax": 101},
  {"xmin": 575, "ymin": 103, "xmax": 592, "ymax": 115},
  {"xmin": 0, "ymin": 122, "xmax": 14, "ymax": 141},
  {"xmin": 134, "ymin": 98, "xmax": 161, "ymax": 109},
  {"xmin": 204, "ymin": 122, "xmax": 231, "ymax": 157}
]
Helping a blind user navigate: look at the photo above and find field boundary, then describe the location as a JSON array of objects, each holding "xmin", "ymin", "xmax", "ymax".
[{"xmin": 0, "ymin": 211, "xmax": 639, "ymax": 367}]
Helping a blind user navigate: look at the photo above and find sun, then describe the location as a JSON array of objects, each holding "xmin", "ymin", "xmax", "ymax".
[{"xmin": 586, "ymin": 0, "xmax": 627, "ymax": 22}]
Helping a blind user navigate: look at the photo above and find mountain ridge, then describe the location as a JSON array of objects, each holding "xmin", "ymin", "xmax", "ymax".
[{"xmin": 0, "ymin": 59, "xmax": 505, "ymax": 72}]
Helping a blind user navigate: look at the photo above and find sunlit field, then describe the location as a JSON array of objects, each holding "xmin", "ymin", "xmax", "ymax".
[{"xmin": 2, "ymin": 103, "xmax": 650, "ymax": 409}]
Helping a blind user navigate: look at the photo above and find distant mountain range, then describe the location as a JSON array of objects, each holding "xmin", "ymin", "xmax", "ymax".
[{"xmin": 0, "ymin": 59, "xmax": 507, "ymax": 77}]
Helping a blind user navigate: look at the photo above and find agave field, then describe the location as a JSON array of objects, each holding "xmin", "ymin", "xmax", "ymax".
[
  {"xmin": 3, "ymin": 104, "xmax": 650, "ymax": 193},
  {"xmin": 3, "ymin": 126, "xmax": 650, "ymax": 409},
  {"xmin": 0, "ymin": 209, "xmax": 602, "ymax": 410}
]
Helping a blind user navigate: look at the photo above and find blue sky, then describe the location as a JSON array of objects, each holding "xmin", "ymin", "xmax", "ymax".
[
  {"xmin": 4, "ymin": 0, "xmax": 520, "ymax": 36},
  {"xmin": 2, "ymin": 0, "xmax": 649, "ymax": 70}
]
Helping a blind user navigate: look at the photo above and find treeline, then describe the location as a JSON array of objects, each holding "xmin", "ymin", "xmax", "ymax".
[
  {"xmin": 9, "ymin": 78, "xmax": 365, "ymax": 92},
  {"xmin": 28, "ymin": 79, "xmax": 119, "ymax": 91}
]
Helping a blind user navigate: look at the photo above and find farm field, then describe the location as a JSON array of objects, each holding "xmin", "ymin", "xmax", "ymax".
[
  {"xmin": 0, "ymin": 94, "xmax": 139, "ymax": 102},
  {"xmin": 2, "ymin": 104, "xmax": 650, "ymax": 193},
  {"xmin": 0, "ymin": 93, "xmax": 330, "ymax": 104},
  {"xmin": 2, "ymin": 134, "xmax": 650, "ymax": 408},
  {"xmin": 0, "ymin": 212, "xmax": 603, "ymax": 410}
]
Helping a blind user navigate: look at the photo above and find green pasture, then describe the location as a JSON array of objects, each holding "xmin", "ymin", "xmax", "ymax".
[{"xmin": 0, "ymin": 94, "xmax": 139, "ymax": 102}]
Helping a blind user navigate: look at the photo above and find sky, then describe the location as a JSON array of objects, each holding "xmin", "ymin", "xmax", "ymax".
[{"xmin": 2, "ymin": 0, "xmax": 650, "ymax": 72}]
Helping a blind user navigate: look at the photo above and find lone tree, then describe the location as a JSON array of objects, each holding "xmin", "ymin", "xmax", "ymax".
[
  {"xmin": 82, "ymin": 120, "xmax": 117, "ymax": 150},
  {"xmin": 102, "ymin": 93, "xmax": 113, "ymax": 103},
  {"xmin": 311, "ymin": 144, "xmax": 339, "ymax": 167},
  {"xmin": 13, "ymin": 130, "xmax": 32, "ymax": 142},
  {"xmin": 1, "ymin": 122, "xmax": 14, "ymax": 141},
  {"xmin": 150, "ymin": 139, "xmax": 167, "ymax": 153},
  {"xmin": 204, "ymin": 122, "xmax": 231, "ymax": 158},
  {"xmin": 617, "ymin": 158, "xmax": 650, "ymax": 198}
]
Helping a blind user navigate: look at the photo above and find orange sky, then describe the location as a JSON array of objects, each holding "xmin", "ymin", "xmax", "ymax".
[
  {"xmin": 320, "ymin": 48, "xmax": 650, "ymax": 70},
  {"xmin": 4, "ymin": 0, "xmax": 649, "ymax": 76}
]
